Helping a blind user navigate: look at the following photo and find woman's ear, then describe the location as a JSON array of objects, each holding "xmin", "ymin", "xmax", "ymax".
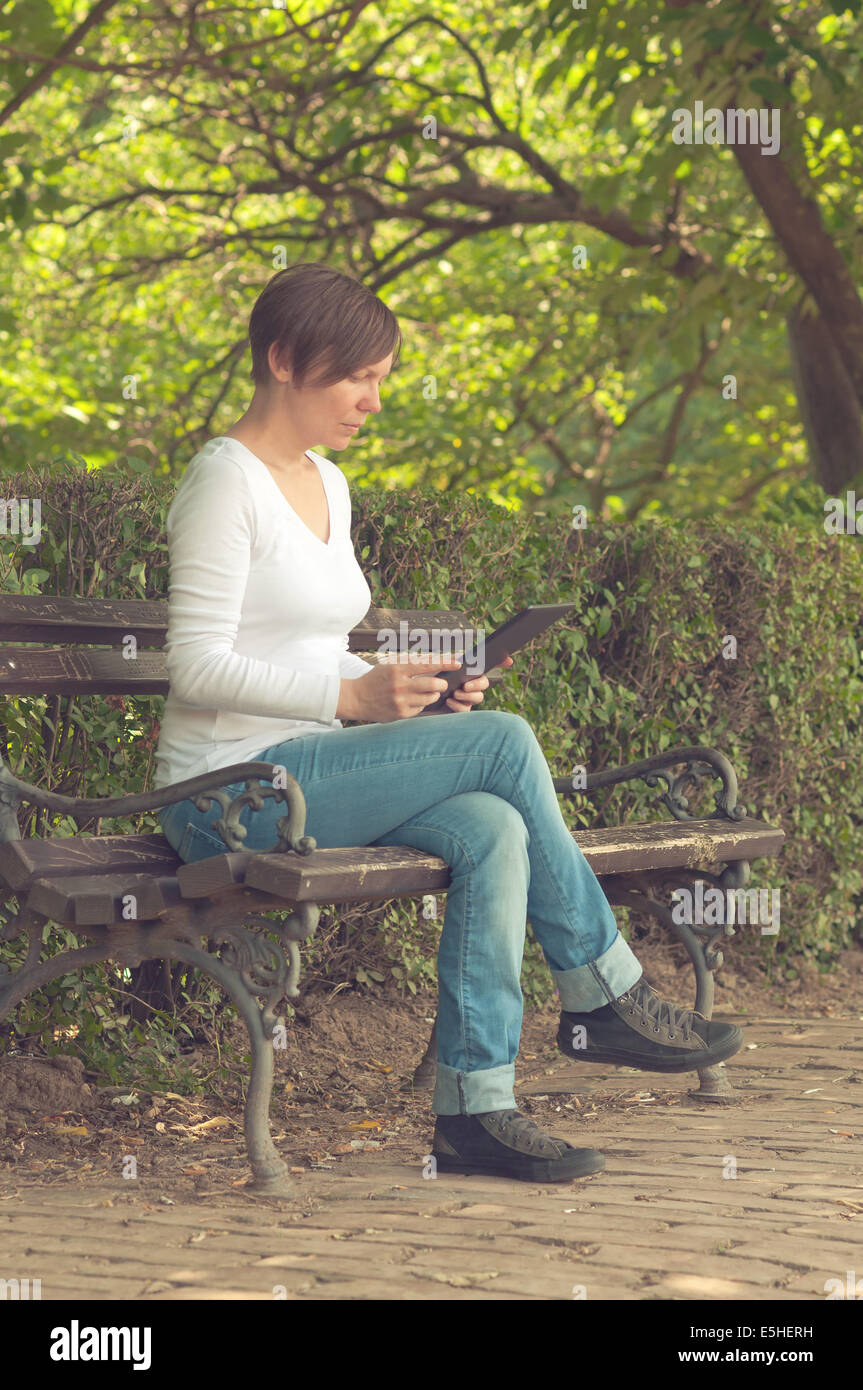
[{"xmin": 268, "ymin": 342, "xmax": 293, "ymax": 384}]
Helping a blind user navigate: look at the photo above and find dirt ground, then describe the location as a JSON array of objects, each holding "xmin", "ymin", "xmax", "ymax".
[{"xmin": 1, "ymin": 941, "xmax": 861, "ymax": 1203}]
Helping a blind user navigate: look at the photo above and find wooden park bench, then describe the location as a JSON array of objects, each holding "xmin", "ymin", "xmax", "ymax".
[{"xmin": 0, "ymin": 594, "xmax": 785, "ymax": 1195}]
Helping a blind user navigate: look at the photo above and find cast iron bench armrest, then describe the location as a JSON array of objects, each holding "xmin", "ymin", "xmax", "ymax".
[
  {"xmin": 0, "ymin": 759, "xmax": 313, "ymax": 856},
  {"xmin": 552, "ymin": 744, "xmax": 745, "ymax": 823}
]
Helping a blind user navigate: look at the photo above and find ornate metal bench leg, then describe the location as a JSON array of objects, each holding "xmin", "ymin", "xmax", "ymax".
[
  {"xmin": 2, "ymin": 883, "xmax": 319, "ymax": 1195},
  {"xmin": 695, "ymin": 1064, "xmax": 735, "ymax": 1098},
  {"xmin": 603, "ymin": 875, "xmax": 738, "ymax": 1104},
  {"xmin": 142, "ymin": 901, "xmax": 321, "ymax": 1195},
  {"xmin": 110, "ymin": 936, "xmax": 296, "ymax": 1195},
  {"xmin": 242, "ymin": 1003, "xmax": 287, "ymax": 1195},
  {"xmin": 686, "ymin": 964, "xmax": 734, "ymax": 1100}
]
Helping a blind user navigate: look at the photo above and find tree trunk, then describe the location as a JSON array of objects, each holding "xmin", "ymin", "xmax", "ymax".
[
  {"xmin": 731, "ymin": 103, "xmax": 863, "ymax": 488},
  {"xmin": 787, "ymin": 299, "xmax": 863, "ymax": 493}
]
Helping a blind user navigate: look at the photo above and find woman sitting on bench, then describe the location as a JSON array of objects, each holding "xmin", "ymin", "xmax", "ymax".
[{"xmin": 156, "ymin": 261, "xmax": 744, "ymax": 1184}]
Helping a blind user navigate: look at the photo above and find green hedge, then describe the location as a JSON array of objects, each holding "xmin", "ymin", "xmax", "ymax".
[{"xmin": 1, "ymin": 455, "xmax": 862, "ymax": 1085}]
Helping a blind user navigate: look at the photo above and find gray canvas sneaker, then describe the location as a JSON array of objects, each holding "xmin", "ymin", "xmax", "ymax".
[
  {"xmin": 558, "ymin": 976, "xmax": 744, "ymax": 1072},
  {"xmin": 432, "ymin": 1108, "xmax": 605, "ymax": 1182}
]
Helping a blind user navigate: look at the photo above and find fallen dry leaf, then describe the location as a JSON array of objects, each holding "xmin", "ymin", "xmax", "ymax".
[
  {"xmin": 54, "ymin": 1125, "xmax": 90, "ymax": 1136},
  {"xmin": 189, "ymin": 1116, "xmax": 233, "ymax": 1133},
  {"xmin": 256, "ymin": 1253, "xmax": 318, "ymax": 1266},
  {"xmin": 429, "ymin": 1272, "xmax": 499, "ymax": 1287}
]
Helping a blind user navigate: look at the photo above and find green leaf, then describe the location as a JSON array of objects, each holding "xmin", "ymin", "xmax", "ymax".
[
  {"xmin": 0, "ymin": 132, "xmax": 30, "ymax": 159},
  {"xmin": 742, "ymin": 22, "xmax": 786, "ymax": 57},
  {"xmin": 686, "ymin": 274, "xmax": 721, "ymax": 309},
  {"xmin": 328, "ymin": 116, "xmax": 354, "ymax": 148},
  {"xmin": 494, "ymin": 26, "xmax": 523, "ymax": 53},
  {"xmin": 4, "ymin": 0, "xmax": 60, "ymax": 49},
  {"xmin": 564, "ymin": 66, "xmax": 594, "ymax": 111},
  {"xmin": 534, "ymin": 52, "xmax": 571, "ymax": 99},
  {"xmin": 614, "ymin": 81, "xmax": 640, "ymax": 127},
  {"xmin": 703, "ymin": 27, "xmax": 738, "ymax": 47},
  {"xmin": 749, "ymin": 77, "xmax": 788, "ymax": 103},
  {"xmin": 78, "ymin": 101, "xmax": 113, "ymax": 134},
  {"xmin": 7, "ymin": 184, "xmax": 30, "ymax": 225},
  {"xmin": 36, "ymin": 187, "xmax": 72, "ymax": 214}
]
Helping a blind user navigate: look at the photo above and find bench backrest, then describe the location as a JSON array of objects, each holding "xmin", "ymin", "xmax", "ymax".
[{"xmin": 0, "ymin": 596, "xmax": 480, "ymax": 696}]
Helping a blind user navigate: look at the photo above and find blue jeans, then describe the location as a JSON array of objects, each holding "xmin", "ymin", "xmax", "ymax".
[{"xmin": 158, "ymin": 710, "xmax": 642, "ymax": 1115}]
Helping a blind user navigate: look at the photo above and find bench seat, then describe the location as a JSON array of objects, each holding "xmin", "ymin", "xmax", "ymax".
[{"xmin": 2, "ymin": 816, "xmax": 784, "ymax": 927}]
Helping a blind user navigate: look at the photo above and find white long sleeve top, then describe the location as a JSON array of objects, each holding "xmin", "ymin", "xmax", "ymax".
[{"xmin": 153, "ymin": 436, "xmax": 374, "ymax": 791}]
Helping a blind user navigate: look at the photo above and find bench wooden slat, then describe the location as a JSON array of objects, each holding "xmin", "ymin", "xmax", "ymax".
[
  {"xmin": 26, "ymin": 873, "xmax": 184, "ymax": 926},
  {"xmin": 0, "ymin": 595, "xmax": 166, "ymax": 645},
  {"xmin": 177, "ymin": 816, "xmax": 784, "ymax": 904},
  {"xmin": 0, "ymin": 646, "xmax": 508, "ymax": 696},
  {"xmin": 0, "ymin": 833, "xmax": 179, "ymax": 891},
  {"xmin": 0, "ymin": 595, "xmax": 475, "ymax": 647},
  {"xmin": 0, "ymin": 647, "xmax": 173, "ymax": 695}
]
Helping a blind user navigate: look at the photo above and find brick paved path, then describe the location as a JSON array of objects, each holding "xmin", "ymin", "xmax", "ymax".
[{"xmin": 1, "ymin": 1014, "xmax": 861, "ymax": 1300}]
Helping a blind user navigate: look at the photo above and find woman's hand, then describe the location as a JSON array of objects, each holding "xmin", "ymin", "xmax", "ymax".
[
  {"xmin": 445, "ymin": 654, "xmax": 515, "ymax": 712},
  {"xmin": 338, "ymin": 653, "xmax": 515, "ymax": 721},
  {"xmin": 338, "ymin": 655, "xmax": 465, "ymax": 723}
]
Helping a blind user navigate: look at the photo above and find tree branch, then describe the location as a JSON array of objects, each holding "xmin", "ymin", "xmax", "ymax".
[{"xmin": 0, "ymin": 0, "xmax": 124, "ymax": 127}]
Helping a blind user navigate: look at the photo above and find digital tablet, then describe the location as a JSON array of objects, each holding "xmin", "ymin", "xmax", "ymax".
[{"xmin": 417, "ymin": 603, "xmax": 575, "ymax": 715}]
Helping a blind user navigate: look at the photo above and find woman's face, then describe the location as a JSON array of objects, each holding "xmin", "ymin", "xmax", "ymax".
[{"xmin": 281, "ymin": 349, "xmax": 395, "ymax": 453}]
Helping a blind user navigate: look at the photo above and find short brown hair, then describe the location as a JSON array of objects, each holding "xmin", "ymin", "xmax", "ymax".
[{"xmin": 248, "ymin": 262, "xmax": 402, "ymax": 388}]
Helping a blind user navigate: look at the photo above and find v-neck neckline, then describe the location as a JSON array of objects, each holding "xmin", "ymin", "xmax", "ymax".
[{"xmin": 218, "ymin": 437, "xmax": 335, "ymax": 549}]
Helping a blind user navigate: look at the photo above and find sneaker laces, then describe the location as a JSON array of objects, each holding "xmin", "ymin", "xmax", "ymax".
[
  {"xmin": 482, "ymin": 1108, "xmax": 568, "ymax": 1157},
  {"xmin": 618, "ymin": 979, "xmax": 695, "ymax": 1042}
]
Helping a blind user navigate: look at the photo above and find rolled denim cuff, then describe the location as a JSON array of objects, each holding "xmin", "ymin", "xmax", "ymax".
[
  {"xmin": 433, "ymin": 1062, "xmax": 516, "ymax": 1115},
  {"xmin": 552, "ymin": 933, "xmax": 643, "ymax": 1012}
]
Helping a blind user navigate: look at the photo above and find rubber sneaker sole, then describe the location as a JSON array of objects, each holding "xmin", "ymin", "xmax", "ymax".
[
  {"xmin": 557, "ymin": 1021, "xmax": 744, "ymax": 1073},
  {"xmin": 431, "ymin": 1145, "xmax": 605, "ymax": 1183}
]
